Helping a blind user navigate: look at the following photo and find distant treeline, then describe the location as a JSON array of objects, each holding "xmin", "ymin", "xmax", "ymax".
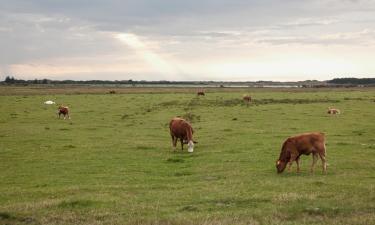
[
  {"xmin": 327, "ymin": 78, "xmax": 375, "ymax": 85},
  {"xmin": 1, "ymin": 76, "xmax": 375, "ymax": 86},
  {"xmin": 1, "ymin": 76, "xmax": 204, "ymax": 85}
]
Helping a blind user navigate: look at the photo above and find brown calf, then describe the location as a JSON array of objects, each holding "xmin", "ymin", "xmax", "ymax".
[
  {"xmin": 169, "ymin": 117, "xmax": 196, "ymax": 152},
  {"xmin": 276, "ymin": 132, "xmax": 327, "ymax": 174}
]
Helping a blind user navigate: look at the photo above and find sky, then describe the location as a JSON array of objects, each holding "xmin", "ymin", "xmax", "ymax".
[{"xmin": 1, "ymin": 0, "xmax": 375, "ymax": 81}]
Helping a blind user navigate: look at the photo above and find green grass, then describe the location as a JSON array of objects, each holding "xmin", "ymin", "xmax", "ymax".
[{"xmin": 1, "ymin": 88, "xmax": 375, "ymax": 224}]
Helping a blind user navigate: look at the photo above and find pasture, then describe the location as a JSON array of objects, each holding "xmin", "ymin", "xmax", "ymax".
[{"xmin": 0, "ymin": 87, "xmax": 375, "ymax": 225}]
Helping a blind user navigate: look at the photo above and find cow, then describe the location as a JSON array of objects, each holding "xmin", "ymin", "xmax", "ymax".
[
  {"xmin": 169, "ymin": 117, "xmax": 196, "ymax": 152},
  {"xmin": 243, "ymin": 95, "xmax": 252, "ymax": 105},
  {"xmin": 57, "ymin": 106, "xmax": 70, "ymax": 119},
  {"xmin": 276, "ymin": 132, "xmax": 327, "ymax": 174},
  {"xmin": 327, "ymin": 107, "xmax": 340, "ymax": 114},
  {"xmin": 197, "ymin": 90, "xmax": 205, "ymax": 96}
]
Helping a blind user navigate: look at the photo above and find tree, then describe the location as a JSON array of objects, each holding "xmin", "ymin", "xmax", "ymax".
[{"xmin": 4, "ymin": 76, "xmax": 15, "ymax": 83}]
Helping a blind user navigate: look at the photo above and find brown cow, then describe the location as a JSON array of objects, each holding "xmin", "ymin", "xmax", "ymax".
[
  {"xmin": 327, "ymin": 107, "xmax": 340, "ymax": 114},
  {"xmin": 276, "ymin": 132, "xmax": 327, "ymax": 174},
  {"xmin": 169, "ymin": 117, "xmax": 196, "ymax": 152},
  {"xmin": 243, "ymin": 95, "xmax": 252, "ymax": 105},
  {"xmin": 197, "ymin": 90, "xmax": 205, "ymax": 96},
  {"xmin": 57, "ymin": 106, "xmax": 70, "ymax": 119}
]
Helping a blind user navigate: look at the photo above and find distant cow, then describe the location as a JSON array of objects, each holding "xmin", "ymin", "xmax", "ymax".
[
  {"xmin": 197, "ymin": 90, "xmax": 205, "ymax": 96},
  {"xmin": 243, "ymin": 95, "xmax": 252, "ymax": 105},
  {"xmin": 169, "ymin": 117, "xmax": 196, "ymax": 152},
  {"xmin": 276, "ymin": 132, "xmax": 327, "ymax": 174},
  {"xmin": 327, "ymin": 107, "xmax": 340, "ymax": 114},
  {"xmin": 57, "ymin": 106, "xmax": 70, "ymax": 119}
]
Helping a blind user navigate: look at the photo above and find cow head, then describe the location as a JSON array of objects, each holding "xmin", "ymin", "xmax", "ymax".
[
  {"xmin": 276, "ymin": 160, "xmax": 287, "ymax": 173},
  {"xmin": 187, "ymin": 140, "xmax": 194, "ymax": 153}
]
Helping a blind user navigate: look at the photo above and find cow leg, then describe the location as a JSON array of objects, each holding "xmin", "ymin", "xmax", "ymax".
[
  {"xmin": 311, "ymin": 153, "xmax": 318, "ymax": 173},
  {"xmin": 319, "ymin": 153, "xmax": 327, "ymax": 174},
  {"xmin": 171, "ymin": 135, "xmax": 177, "ymax": 151},
  {"xmin": 287, "ymin": 154, "xmax": 298, "ymax": 172},
  {"xmin": 295, "ymin": 156, "xmax": 300, "ymax": 173},
  {"xmin": 180, "ymin": 139, "xmax": 184, "ymax": 151}
]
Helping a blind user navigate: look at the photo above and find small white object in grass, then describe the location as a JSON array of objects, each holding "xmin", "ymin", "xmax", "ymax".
[{"xmin": 44, "ymin": 100, "xmax": 55, "ymax": 104}]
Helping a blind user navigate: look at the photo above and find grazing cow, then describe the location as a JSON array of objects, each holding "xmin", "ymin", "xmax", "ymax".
[
  {"xmin": 169, "ymin": 117, "xmax": 196, "ymax": 152},
  {"xmin": 276, "ymin": 132, "xmax": 327, "ymax": 174},
  {"xmin": 197, "ymin": 90, "xmax": 205, "ymax": 96},
  {"xmin": 243, "ymin": 95, "xmax": 252, "ymax": 105},
  {"xmin": 327, "ymin": 107, "xmax": 340, "ymax": 114},
  {"xmin": 57, "ymin": 106, "xmax": 70, "ymax": 119}
]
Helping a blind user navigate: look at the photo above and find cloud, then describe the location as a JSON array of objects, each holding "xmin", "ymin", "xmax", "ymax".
[{"xmin": 1, "ymin": 0, "xmax": 375, "ymax": 81}]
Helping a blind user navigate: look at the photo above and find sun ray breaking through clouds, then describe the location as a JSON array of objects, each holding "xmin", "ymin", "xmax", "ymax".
[{"xmin": 115, "ymin": 33, "xmax": 180, "ymax": 80}]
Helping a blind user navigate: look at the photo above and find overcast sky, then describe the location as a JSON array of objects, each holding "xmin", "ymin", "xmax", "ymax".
[{"xmin": 1, "ymin": 0, "xmax": 375, "ymax": 81}]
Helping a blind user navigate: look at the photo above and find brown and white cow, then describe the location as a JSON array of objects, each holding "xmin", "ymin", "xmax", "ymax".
[
  {"xmin": 57, "ymin": 106, "xmax": 70, "ymax": 119},
  {"xmin": 276, "ymin": 132, "xmax": 327, "ymax": 174},
  {"xmin": 327, "ymin": 107, "xmax": 340, "ymax": 114},
  {"xmin": 169, "ymin": 117, "xmax": 196, "ymax": 152}
]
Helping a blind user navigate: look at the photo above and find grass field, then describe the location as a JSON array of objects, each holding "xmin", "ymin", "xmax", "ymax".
[{"xmin": 1, "ymin": 87, "xmax": 375, "ymax": 225}]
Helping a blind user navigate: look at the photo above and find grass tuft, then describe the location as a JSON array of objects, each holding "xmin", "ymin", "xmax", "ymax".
[
  {"xmin": 0, "ymin": 212, "xmax": 13, "ymax": 219},
  {"xmin": 179, "ymin": 205, "xmax": 199, "ymax": 212},
  {"xmin": 182, "ymin": 112, "xmax": 201, "ymax": 122},
  {"xmin": 166, "ymin": 158, "xmax": 185, "ymax": 163},
  {"xmin": 174, "ymin": 171, "xmax": 192, "ymax": 176},
  {"xmin": 57, "ymin": 200, "xmax": 96, "ymax": 209}
]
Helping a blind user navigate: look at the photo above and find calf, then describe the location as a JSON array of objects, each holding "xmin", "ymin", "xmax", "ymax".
[
  {"xmin": 57, "ymin": 106, "xmax": 70, "ymax": 119},
  {"xmin": 169, "ymin": 117, "xmax": 196, "ymax": 152},
  {"xmin": 276, "ymin": 132, "xmax": 327, "ymax": 174}
]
